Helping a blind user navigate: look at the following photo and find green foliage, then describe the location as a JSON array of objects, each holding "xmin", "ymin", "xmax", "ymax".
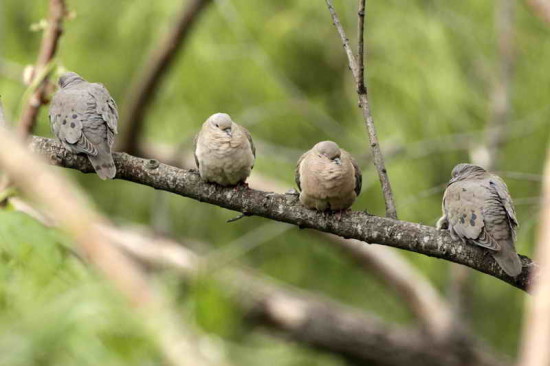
[{"xmin": 0, "ymin": 211, "xmax": 160, "ymax": 365}]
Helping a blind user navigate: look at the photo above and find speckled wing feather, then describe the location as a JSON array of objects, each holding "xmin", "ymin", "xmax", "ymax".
[
  {"xmin": 443, "ymin": 180, "xmax": 500, "ymax": 251},
  {"xmin": 49, "ymin": 91, "xmax": 98, "ymax": 156},
  {"xmin": 489, "ymin": 175, "xmax": 518, "ymax": 229}
]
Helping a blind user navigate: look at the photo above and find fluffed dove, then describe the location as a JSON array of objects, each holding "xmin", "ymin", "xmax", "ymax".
[
  {"xmin": 437, "ymin": 163, "xmax": 522, "ymax": 277},
  {"xmin": 49, "ymin": 72, "xmax": 118, "ymax": 180},
  {"xmin": 194, "ymin": 113, "xmax": 255, "ymax": 186},
  {"xmin": 295, "ymin": 141, "xmax": 362, "ymax": 211}
]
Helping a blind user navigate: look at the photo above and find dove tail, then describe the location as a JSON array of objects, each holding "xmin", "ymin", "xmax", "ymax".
[
  {"xmin": 87, "ymin": 152, "xmax": 116, "ymax": 180},
  {"xmin": 491, "ymin": 239, "xmax": 522, "ymax": 277}
]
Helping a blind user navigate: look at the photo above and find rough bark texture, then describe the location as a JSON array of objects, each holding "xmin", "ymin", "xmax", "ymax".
[{"xmin": 30, "ymin": 136, "xmax": 535, "ymax": 291}]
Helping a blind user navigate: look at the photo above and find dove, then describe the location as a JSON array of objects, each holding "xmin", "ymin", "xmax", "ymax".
[
  {"xmin": 49, "ymin": 72, "xmax": 118, "ymax": 180},
  {"xmin": 437, "ymin": 163, "xmax": 522, "ymax": 277},
  {"xmin": 295, "ymin": 141, "xmax": 362, "ymax": 211},
  {"xmin": 194, "ymin": 113, "xmax": 255, "ymax": 186}
]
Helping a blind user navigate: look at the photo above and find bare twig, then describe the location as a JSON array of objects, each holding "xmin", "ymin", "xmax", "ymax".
[
  {"xmin": 118, "ymin": 0, "xmax": 213, "ymax": 155},
  {"xmin": 17, "ymin": 0, "xmax": 66, "ymax": 138},
  {"xmin": 0, "ymin": 128, "xmax": 224, "ymax": 366},
  {"xmin": 30, "ymin": 136, "xmax": 536, "ymax": 291},
  {"xmin": 518, "ymin": 147, "xmax": 550, "ymax": 366},
  {"xmin": 325, "ymin": 0, "xmax": 397, "ymax": 219}
]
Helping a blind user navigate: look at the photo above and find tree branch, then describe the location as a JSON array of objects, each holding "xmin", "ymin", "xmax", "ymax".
[
  {"xmin": 17, "ymin": 0, "xmax": 66, "ymax": 137},
  {"xmin": 106, "ymin": 225, "xmax": 508, "ymax": 366},
  {"xmin": 325, "ymin": 0, "xmax": 397, "ymax": 219},
  {"xmin": 118, "ymin": 0, "xmax": 212, "ymax": 155},
  {"xmin": 139, "ymin": 141, "xmax": 455, "ymax": 337},
  {"xmin": 30, "ymin": 136, "xmax": 535, "ymax": 291}
]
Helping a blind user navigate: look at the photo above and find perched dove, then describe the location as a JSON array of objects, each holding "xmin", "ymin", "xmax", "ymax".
[
  {"xmin": 295, "ymin": 141, "xmax": 362, "ymax": 211},
  {"xmin": 437, "ymin": 163, "xmax": 522, "ymax": 277},
  {"xmin": 49, "ymin": 72, "xmax": 118, "ymax": 180},
  {"xmin": 194, "ymin": 113, "xmax": 255, "ymax": 186}
]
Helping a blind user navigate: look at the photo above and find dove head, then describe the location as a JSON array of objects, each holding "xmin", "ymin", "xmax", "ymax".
[
  {"xmin": 450, "ymin": 163, "xmax": 487, "ymax": 183},
  {"xmin": 314, "ymin": 141, "xmax": 342, "ymax": 165},
  {"xmin": 58, "ymin": 72, "xmax": 85, "ymax": 88},
  {"xmin": 207, "ymin": 113, "xmax": 233, "ymax": 137}
]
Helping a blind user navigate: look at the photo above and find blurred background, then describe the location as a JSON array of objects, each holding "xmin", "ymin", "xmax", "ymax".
[{"xmin": 0, "ymin": 0, "xmax": 549, "ymax": 365}]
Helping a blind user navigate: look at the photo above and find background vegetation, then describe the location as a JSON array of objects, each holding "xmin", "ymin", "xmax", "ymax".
[{"xmin": 0, "ymin": 0, "xmax": 549, "ymax": 365}]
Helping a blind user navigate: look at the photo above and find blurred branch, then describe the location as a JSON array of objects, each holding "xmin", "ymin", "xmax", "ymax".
[
  {"xmin": 30, "ymin": 136, "xmax": 535, "ymax": 291},
  {"xmin": 0, "ymin": 128, "xmax": 225, "ymax": 366},
  {"xmin": 325, "ymin": 235, "xmax": 454, "ymax": 338},
  {"xmin": 110, "ymin": 226, "xmax": 507, "ymax": 366},
  {"xmin": 518, "ymin": 147, "xmax": 550, "ymax": 366},
  {"xmin": 118, "ymin": 0, "xmax": 213, "ymax": 155},
  {"xmin": 527, "ymin": 0, "xmax": 550, "ymax": 24},
  {"xmin": 325, "ymin": 0, "xmax": 397, "ymax": 219},
  {"xmin": 17, "ymin": 0, "xmax": 66, "ymax": 138}
]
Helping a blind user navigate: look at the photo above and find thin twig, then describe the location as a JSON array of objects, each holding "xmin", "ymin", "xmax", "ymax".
[
  {"xmin": 30, "ymin": 136, "xmax": 536, "ymax": 291},
  {"xmin": 17, "ymin": 0, "xmax": 66, "ymax": 138},
  {"xmin": 325, "ymin": 0, "xmax": 397, "ymax": 219},
  {"xmin": 356, "ymin": 0, "xmax": 366, "ymax": 93},
  {"xmin": 518, "ymin": 147, "xmax": 550, "ymax": 366},
  {"xmin": 118, "ymin": 0, "xmax": 213, "ymax": 155}
]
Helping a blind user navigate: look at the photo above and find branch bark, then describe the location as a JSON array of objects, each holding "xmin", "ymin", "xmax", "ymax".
[
  {"xmin": 118, "ymin": 0, "xmax": 212, "ymax": 155},
  {"xmin": 30, "ymin": 136, "xmax": 535, "ymax": 291},
  {"xmin": 518, "ymin": 147, "xmax": 550, "ymax": 366},
  {"xmin": 17, "ymin": 0, "xmax": 66, "ymax": 137},
  {"xmin": 325, "ymin": 0, "xmax": 397, "ymax": 219}
]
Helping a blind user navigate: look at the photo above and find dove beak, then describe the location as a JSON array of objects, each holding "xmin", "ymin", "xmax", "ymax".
[
  {"xmin": 224, "ymin": 129, "xmax": 232, "ymax": 137},
  {"xmin": 333, "ymin": 157, "xmax": 341, "ymax": 165}
]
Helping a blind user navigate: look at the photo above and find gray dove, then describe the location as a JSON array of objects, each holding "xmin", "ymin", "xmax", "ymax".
[
  {"xmin": 437, "ymin": 163, "xmax": 522, "ymax": 277},
  {"xmin": 194, "ymin": 113, "xmax": 255, "ymax": 186},
  {"xmin": 49, "ymin": 72, "xmax": 118, "ymax": 180},
  {"xmin": 295, "ymin": 141, "xmax": 362, "ymax": 211}
]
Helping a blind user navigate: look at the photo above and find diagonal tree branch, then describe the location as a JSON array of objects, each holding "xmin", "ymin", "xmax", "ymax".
[
  {"xmin": 325, "ymin": 0, "xmax": 397, "ymax": 219},
  {"xmin": 30, "ymin": 136, "xmax": 535, "ymax": 291},
  {"xmin": 17, "ymin": 0, "xmax": 66, "ymax": 137},
  {"xmin": 118, "ymin": 0, "xmax": 213, "ymax": 155}
]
